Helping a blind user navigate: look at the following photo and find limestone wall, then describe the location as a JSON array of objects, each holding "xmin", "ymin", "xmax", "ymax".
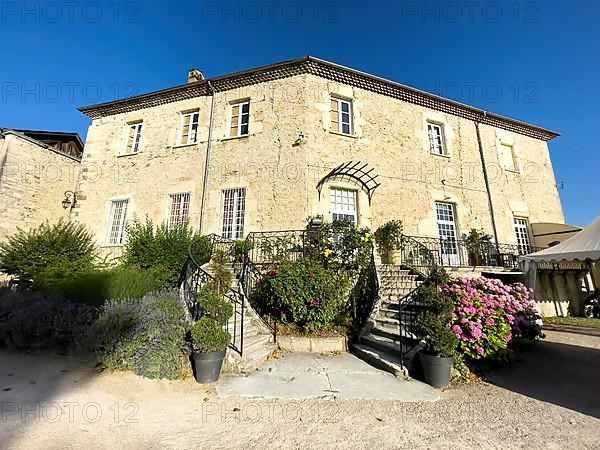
[
  {"xmin": 0, "ymin": 133, "xmax": 80, "ymax": 241},
  {"xmin": 73, "ymin": 73, "xmax": 565, "ymax": 253}
]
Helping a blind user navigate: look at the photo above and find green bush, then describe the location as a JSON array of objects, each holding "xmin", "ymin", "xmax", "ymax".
[
  {"xmin": 251, "ymin": 258, "xmax": 350, "ymax": 334},
  {"xmin": 374, "ymin": 220, "xmax": 403, "ymax": 254},
  {"xmin": 210, "ymin": 250, "xmax": 234, "ymax": 295},
  {"xmin": 304, "ymin": 218, "xmax": 373, "ymax": 274},
  {"xmin": 0, "ymin": 219, "xmax": 97, "ymax": 289},
  {"xmin": 91, "ymin": 291, "xmax": 190, "ymax": 379},
  {"xmin": 46, "ymin": 268, "xmax": 162, "ymax": 307},
  {"xmin": 121, "ymin": 218, "xmax": 202, "ymax": 289},
  {"xmin": 231, "ymin": 240, "xmax": 254, "ymax": 263},
  {"xmin": 415, "ymin": 269, "xmax": 458, "ymax": 358},
  {"xmin": 189, "ymin": 317, "xmax": 231, "ymax": 353},
  {"xmin": 189, "ymin": 281, "xmax": 233, "ymax": 353},
  {"xmin": 199, "ymin": 283, "xmax": 234, "ymax": 326}
]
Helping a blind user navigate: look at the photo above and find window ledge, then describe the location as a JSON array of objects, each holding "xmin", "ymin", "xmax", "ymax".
[
  {"xmin": 101, "ymin": 244, "xmax": 124, "ymax": 248},
  {"xmin": 329, "ymin": 130, "xmax": 357, "ymax": 139},
  {"xmin": 430, "ymin": 151, "xmax": 451, "ymax": 158},
  {"xmin": 172, "ymin": 142, "xmax": 199, "ymax": 149},
  {"xmin": 222, "ymin": 134, "xmax": 250, "ymax": 142},
  {"xmin": 117, "ymin": 152, "xmax": 141, "ymax": 158}
]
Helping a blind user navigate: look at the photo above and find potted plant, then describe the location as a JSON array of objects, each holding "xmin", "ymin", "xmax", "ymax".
[
  {"xmin": 231, "ymin": 240, "xmax": 254, "ymax": 275},
  {"xmin": 374, "ymin": 220, "xmax": 403, "ymax": 265},
  {"xmin": 189, "ymin": 283, "xmax": 234, "ymax": 383},
  {"xmin": 464, "ymin": 228, "xmax": 485, "ymax": 266},
  {"xmin": 415, "ymin": 269, "xmax": 458, "ymax": 388}
]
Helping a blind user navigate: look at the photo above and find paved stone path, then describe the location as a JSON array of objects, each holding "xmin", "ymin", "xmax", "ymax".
[{"xmin": 217, "ymin": 352, "xmax": 439, "ymax": 401}]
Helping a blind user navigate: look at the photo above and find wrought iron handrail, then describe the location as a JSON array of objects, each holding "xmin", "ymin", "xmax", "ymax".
[
  {"xmin": 239, "ymin": 256, "xmax": 278, "ymax": 338},
  {"xmin": 245, "ymin": 229, "xmax": 307, "ymax": 266},
  {"xmin": 182, "ymin": 235, "xmax": 245, "ymax": 355},
  {"xmin": 400, "ymin": 234, "xmax": 437, "ymax": 278},
  {"xmin": 396, "ymin": 235, "xmax": 439, "ymax": 365},
  {"xmin": 403, "ymin": 235, "xmax": 542, "ymax": 270}
]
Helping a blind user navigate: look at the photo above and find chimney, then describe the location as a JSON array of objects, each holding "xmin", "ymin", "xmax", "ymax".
[{"xmin": 188, "ymin": 68, "xmax": 205, "ymax": 83}]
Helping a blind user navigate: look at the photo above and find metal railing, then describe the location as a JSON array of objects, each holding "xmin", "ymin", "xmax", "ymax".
[
  {"xmin": 240, "ymin": 257, "xmax": 278, "ymax": 338},
  {"xmin": 245, "ymin": 230, "xmax": 307, "ymax": 266},
  {"xmin": 396, "ymin": 236, "xmax": 438, "ymax": 364},
  {"xmin": 181, "ymin": 235, "xmax": 245, "ymax": 355},
  {"xmin": 402, "ymin": 235, "xmax": 541, "ymax": 270}
]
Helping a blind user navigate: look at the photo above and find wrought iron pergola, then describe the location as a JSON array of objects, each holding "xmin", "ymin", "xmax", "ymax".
[{"xmin": 316, "ymin": 161, "xmax": 381, "ymax": 204}]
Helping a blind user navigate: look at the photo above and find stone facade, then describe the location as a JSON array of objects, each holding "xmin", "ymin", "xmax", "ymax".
[
  {"xmin": 0, "ymin": 131, "xmax": 80, "ymax": 242},
  {"xmin": 74, "ymin": 58, "xmax": 564, "ymax": 258}
]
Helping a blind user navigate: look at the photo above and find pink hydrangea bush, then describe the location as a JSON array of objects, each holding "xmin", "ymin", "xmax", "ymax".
[{"xmin": 442, "ymin": 276, "xmax": 543, "ymax": 361}]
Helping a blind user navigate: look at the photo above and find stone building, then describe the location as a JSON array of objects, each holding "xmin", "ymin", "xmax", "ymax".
[
  {"xmin": 0, "ymin": 129, "xmax": 82, "ymax": 242},
  {"xmin": 75, "ymin": 56, "xmax": 564, "ymax": 266}
]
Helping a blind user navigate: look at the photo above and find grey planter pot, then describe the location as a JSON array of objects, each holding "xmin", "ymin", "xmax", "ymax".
[
  {"xmin": 419, "ymin": 352, "xmax": 454, "ymax": 388},
  {"xmin": 192, "ymin": 350, "xmax": 226, "ymax": 383}
]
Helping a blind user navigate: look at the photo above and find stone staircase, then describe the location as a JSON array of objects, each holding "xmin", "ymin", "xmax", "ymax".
[
  {"xmin": 202, "ymin": 261, "xmax": 277, "ymax": 374},
  {"xmin": 353, "ymin": 264, "xmax": 426, "ymax": 377}
]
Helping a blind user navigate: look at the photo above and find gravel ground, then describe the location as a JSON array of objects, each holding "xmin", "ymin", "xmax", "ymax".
[{"xmin": 1, "ymin": 329, "xmax": 599, "ymax": 449}]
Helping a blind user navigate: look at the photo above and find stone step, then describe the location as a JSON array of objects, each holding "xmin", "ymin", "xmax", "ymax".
[
  {"xmin": 370, "ymin": 321, "xmax": 423, "ymax": 341},
  {"xmin": 226, "ymin": 320, "xmax": 261, "ymax": 338},
  {"xmin": 380, "ymin": 289, "xmax": 418, "ymax": 299},
  {"xmin": 351, "ymin": 343, "xmax": 406, "ymax": 377},
  {"xmin": 243, "ymin": 332, "xmax": 274, "ymax": 348}
]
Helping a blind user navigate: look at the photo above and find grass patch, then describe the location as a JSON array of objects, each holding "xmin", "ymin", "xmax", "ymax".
[{"xmin": 543, "ymin": 316, "xmax": 600, "ymax": 329}]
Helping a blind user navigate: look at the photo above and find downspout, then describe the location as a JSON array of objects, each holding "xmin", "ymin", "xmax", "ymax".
[
  {"xmin": 199, "ymin": 80, "xmax": 216, "ymax": 234},
  {"xmin": 475, "ymin": 115, "xmax": 500, "ymax": 249}
]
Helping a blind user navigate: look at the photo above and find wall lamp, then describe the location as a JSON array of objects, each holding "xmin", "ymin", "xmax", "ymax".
[{"xmin": 62, "ymin": 191, "xmax": 77, "ymax": 210}]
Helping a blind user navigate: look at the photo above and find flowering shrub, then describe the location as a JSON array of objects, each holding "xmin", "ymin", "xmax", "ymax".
[
  {"xmin": 443, "ymin": 276, "xmax": 543, "ymax": 361},
  {"xmin": 250, "ymin": 258, "xmax": 350, "ymax": 334},
  {"xmin": 304, "ymin": 219, "xmax": 373, "ymax": 274}
]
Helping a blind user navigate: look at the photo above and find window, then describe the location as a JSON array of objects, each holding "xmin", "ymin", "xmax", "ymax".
[
  {"xmin": 427, "ymin": 122, "xmax": 447, "ymax": 155},
  {"xmin": 330, "ymin": 97, "xmax": 353, "ymax": 135},
  {"xmin": 221, "ymin": 188, "xmax": 246, "ymax": 239},
  {"xmin": 500, "ymin": 143, "xmax": 520, "ymax": 172},
  {"xmin": 107, "ymin": 199, "xmax": 129, "ymax": 245},
  {"xmin": 168, "ymin": 192, "xmax": 191, "ymax": 228},
  {"xmin": 125, "ymin": 122, "xmax": 143, "ymax": 154},
  {"xmin": 514, "ymin": 217, "xmax": 531, "ymax": 253},
  {"xmin": 330, "ymin": 188, "xmax": 357, "ymax": 226},
  {"xmin": 180, "ymin": 111, "xmax": 200, "ymax": 144},
  {"xmin": 229, "ymin": 101, "xmax": 250, "ymax": 137},
  {"xmin": 436, "ymin": 202, "xmax": 459, "ymax": 266}
]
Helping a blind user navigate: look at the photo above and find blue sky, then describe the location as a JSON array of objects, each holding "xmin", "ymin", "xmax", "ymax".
[{"xmin": 1, "ymin": 0, "xmax": 598, "ymax": 226}]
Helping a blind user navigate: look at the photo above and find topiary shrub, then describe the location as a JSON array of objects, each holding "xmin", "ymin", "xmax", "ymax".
[
  {"xmin": 121, "ymin": 218, "xmax": 202, "ymax": 289},
  {"xmin": 45, "ymin": 267, "xmax": 162, "ymax": 307},
  {"xmin": 189, "ymin": 282, "xmax": 233, "ymax": 353},
  {"xmin": 0, "ymin": 219, "xmax": 97, "ymax": 289},
  {"xmin": 189, "ymin": 317, "xmax": 231, "ymax": 353},
  {"xmin": 90, "ymin": 291, "xmax": 190, "ymax": 379}
]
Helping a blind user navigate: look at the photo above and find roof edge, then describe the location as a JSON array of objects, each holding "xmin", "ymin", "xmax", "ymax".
[{"xmin": 79, "ymin": 55, "xmax": 560, "ymax": 141}]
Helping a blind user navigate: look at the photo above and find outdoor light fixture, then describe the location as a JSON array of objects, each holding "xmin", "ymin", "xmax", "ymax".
[{"xmin": 62, "ymin": 191, "xmax": 77, "ymax": 210}]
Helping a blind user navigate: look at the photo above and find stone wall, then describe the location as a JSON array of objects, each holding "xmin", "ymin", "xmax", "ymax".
[
  {"xmin": 0, "ymin": 133, "xmax": 80, "ymax": 241},
  {"xmin": 73, "ymin": 73, "xmax": 565, "ymax": 254}
]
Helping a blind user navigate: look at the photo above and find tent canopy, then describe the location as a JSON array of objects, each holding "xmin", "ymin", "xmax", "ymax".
[{"xmin": 522, "ymin": 215, "xmax": 600, "ymax": 263}]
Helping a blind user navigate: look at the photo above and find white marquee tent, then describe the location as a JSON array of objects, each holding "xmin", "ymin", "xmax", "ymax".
[
  {"xmin": 521, "ymin": 215, "xmax": 600, "ymax": 314},
  {"xmin": 522, "ymin": 214, "xmax": 600, "ymax": 264}
]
